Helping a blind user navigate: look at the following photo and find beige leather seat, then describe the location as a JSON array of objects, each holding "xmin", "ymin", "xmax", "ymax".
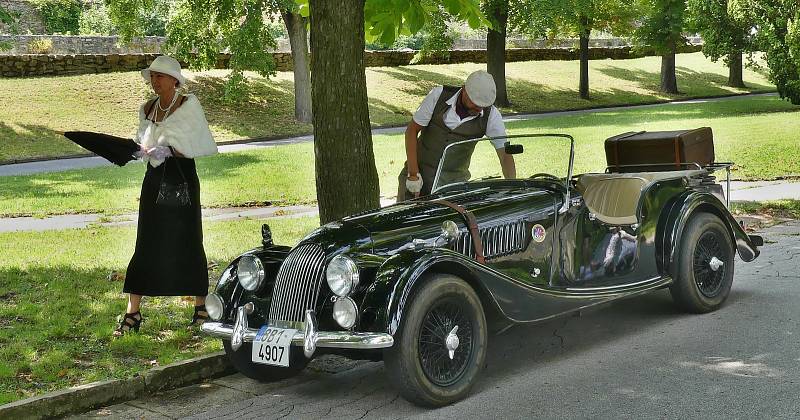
[{"xmin": 576, "ymin": 170, "xmax": 703, "ymax": 225}]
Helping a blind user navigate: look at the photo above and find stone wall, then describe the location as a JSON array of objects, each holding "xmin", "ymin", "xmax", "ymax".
[
  {"xmin": 0, "ymin": 35, "xmax": 164, "ymax": 55},
  {"xmin": 0, "ymin": 45, "xmax": 704, "ymax": 78},
  {"xmin": 0, "ymin": 0, "xmax": 45, "ymax": 34}
]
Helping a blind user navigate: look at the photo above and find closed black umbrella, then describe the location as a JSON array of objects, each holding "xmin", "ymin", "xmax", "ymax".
[{"xmin": 63, "ymin": 131, "xmax": 141, "ymax": 166}]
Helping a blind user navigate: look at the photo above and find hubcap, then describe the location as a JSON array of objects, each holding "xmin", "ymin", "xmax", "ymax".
[
  {"xmin": 445, "ymin": 326, "xmax": 460, "ymax": 360},
  {"xmin": 693, "ymin": 231, "xmax": 727, "ymax": 298},
  {"xmin": 418, "ymin": 299, "xmax": 473, "ymax": 387}
]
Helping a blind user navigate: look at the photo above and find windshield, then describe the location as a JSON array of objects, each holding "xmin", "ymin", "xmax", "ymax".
[{"xmin": 431, "ymin": 134, "xmax": 574, "ymax": 193}]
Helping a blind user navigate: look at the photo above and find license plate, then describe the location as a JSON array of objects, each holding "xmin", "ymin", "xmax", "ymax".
[{"xmin": 251, "ymin": 326, "xmax": 297, "ymax": 367}]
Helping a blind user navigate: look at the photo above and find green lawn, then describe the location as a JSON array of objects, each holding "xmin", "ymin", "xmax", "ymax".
[
  {"xmin": 0, "ymin": 52, "xmax": 773, "ymax": 162},
  {"xmin": 0, "ymin": 216, "xmax": 318, "ymax": 405},
  {"xmin": 0, "ymin": 94, "xmax": 798, "ymax": 218}
]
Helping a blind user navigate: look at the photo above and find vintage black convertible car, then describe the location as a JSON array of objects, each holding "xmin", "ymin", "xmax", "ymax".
[{"xmin": 201, "ymin": 133, "xmax": 762, "ymax": 407}]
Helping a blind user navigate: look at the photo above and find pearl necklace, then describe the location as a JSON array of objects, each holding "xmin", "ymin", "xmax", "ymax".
[{"xmin": 155, "ymin": 91, "xmax": 179, "ymax": 120}]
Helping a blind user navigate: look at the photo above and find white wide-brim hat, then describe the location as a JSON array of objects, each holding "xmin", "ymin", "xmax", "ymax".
[
  {"xmin": 465, "ymin": 70, "xmax": 497, "ymax": 108},
  {"xmin": 141, "ymin": 55, "xmax": 186, "ymax": 87}
]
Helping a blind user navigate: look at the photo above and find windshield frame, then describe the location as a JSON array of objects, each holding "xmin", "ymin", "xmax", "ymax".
[{"xmin": 431, "ymin": 133, "xmax": 575, "ymax": 212}]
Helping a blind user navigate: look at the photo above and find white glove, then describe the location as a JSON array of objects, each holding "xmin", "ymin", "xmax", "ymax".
[
  {"xmin": 406, "ymin": 173, "xmax": 423, "ymax": 194},
  {"xmin": 133, "ymin": 144, "xmax": 147, "ymax": 159},
  {"xmin": 146, "ymin": 146, "xmax": 173, "ymax": 161}
]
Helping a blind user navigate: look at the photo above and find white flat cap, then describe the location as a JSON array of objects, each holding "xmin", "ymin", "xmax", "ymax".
[
  {"xmin": 141, "ymin": 55, "xmax": 186, "ymax": 87},
  {"xmin": 465, "ymin": 70, "xmax": 497, "ymax": 108}
]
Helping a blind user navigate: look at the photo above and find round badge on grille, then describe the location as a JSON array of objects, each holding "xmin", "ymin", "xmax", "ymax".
[{"xmin": 532, "ymin": 224, "xmax": 546, "ymax": 243}]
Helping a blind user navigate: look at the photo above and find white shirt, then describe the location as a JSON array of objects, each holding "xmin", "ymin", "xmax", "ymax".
[{"xmin": 413, "ymin": 86, "xmax": 507, "ymax": 149}]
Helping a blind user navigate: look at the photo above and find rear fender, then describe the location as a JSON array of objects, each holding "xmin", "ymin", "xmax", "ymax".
[{"xmin": 660, "ymin": 192, "xmax": 760, "ymax": 277}]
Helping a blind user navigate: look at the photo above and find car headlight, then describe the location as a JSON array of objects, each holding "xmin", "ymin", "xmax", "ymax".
[
  {"xmin": 205, "ymin": 293, "xmax": 224, "ymax": 321},
  {"xmin": 326, "ymin": 255, "xmax": 359, "ymax": 296},
  {"xmin": 333, "ymin": 297, "xmax": 358, "ymax": 329},
  {"xmin": 237, "ymin": 255, "xmax": 265, "ymax": 291}
]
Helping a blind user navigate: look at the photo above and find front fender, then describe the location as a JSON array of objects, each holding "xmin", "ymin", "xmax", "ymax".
[
  {"xmin": 660, "ymin": 191, "xmax": 760, "ymax": 277},
  {"xmin": 359, "ymin": 248, "xmax": 505, "ymax": 336}
]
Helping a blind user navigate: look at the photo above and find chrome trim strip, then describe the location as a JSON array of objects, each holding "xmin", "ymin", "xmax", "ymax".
[
  {"xmin": 564, "ymin": 276, "xmax": 662, "ymax": 292},
  {"xmin": 200, "ymin": 322, "xmax": 395, "ymax": 352}
]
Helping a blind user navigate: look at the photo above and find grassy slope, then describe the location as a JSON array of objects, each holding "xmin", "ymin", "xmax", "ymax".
[
  {"xmin": 0, "ymin": 216, "xmax": 318, "ymax": 404},
  {"xmin": 0, "ymin": 94, "xmax": 797, "ymax": 218},
  {"xmin": 0, "ymin": 52, "xmax": 773, "ymax": 162}
]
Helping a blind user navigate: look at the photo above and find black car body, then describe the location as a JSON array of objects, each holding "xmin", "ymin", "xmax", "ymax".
[{"xmin": 201, "ymin": 134, "xmax": 762, "ymax": 406}]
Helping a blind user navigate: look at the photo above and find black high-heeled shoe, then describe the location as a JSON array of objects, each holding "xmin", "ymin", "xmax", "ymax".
[
  {"xmin": 190, "ymin": 305, "xmax": 209, "ymax": 326},
  {"xmin": 113, "ymin": 311, "xmax": 142, "ymax": 336}
]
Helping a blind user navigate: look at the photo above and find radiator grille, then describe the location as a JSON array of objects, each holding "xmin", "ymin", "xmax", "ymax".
[
  {"xmin": 452, "ymin": 220, "xmax": 528, "ymax": 260},
  {"xmin": 268, "ymin": 243, "xmax": 326, "ymax": 323}
]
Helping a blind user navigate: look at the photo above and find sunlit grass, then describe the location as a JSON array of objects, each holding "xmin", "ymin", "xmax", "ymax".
[
  {"xmin": 0, "ymin": 52, "xmax": 773, "ymax": 162},
  {"xmin": 0, "ymin": 94, "xmax": 797, "ymax": 218},
  {"xmin": 0, "ymin": 216, "xmax": 318, "ymax": 404}
]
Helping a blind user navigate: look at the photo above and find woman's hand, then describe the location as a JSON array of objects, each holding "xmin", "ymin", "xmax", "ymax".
[{"xmin": 146, "ymin": 146, "xmax": 173, "ymax": 160}]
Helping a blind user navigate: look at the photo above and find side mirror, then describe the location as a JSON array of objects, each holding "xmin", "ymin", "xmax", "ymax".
[{"xmin": 504, "ymin": 142, "xmax": 523, "ymax": 155}]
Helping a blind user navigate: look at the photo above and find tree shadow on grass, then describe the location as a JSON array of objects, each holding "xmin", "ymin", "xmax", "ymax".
[
  {"xmin": 597, "ymin": 65, "xmax": 774, "ymax": 96},
  {"xmin": 189, "ymin": 76, "xmax": 312, "ymax": 140},
  {"xmin": 370, "ymin": 66, "xmax": 469, "ymax": 97},
  {"xmin": 0, "ymin": 123, "xmax": 88, "ymax": 162}
]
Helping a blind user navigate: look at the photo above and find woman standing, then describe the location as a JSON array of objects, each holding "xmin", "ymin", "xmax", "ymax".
[{"xmin": 115, "ymin": 55, "xmax": 218, "ymax": 336}]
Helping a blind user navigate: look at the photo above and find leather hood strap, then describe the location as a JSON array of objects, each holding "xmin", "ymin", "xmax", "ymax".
[{"xmin": 431, "ymin": 199, "xmax": 485, "ymax": 264}]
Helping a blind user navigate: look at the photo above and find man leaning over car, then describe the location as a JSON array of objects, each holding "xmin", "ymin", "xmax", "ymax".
[{"xmin": 397, "ymin": 70, "xmax": 516, "ymax": 202}]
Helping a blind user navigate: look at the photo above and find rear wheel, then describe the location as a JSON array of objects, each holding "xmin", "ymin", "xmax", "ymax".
[
  {"xmin": 385, "ymin": 274, "xmax": 487, "ymax": 407},
  {"xmin": 223, "ymin": 341, "xmax": 308, "ymax": 381},
  {"xmin": 670, "ymin": 212, "xmax": 735, "ymax": 313}
]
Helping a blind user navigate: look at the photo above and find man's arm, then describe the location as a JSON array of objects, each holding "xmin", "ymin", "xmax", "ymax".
[
  {"xmin": 405, "ymin": 120, "xmax": 424, "ymax": 179},
  {"xmin": 496, "ymin": 148, "xmax": 516, "ymax": 179}
]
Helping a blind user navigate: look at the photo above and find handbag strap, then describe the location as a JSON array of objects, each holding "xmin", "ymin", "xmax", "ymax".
[{"xmin": 157, "ymin": 147, "xmax": 188, "ymax": 185}]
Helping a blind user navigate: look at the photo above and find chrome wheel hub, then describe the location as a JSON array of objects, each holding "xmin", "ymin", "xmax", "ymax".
[
  {"xmin": 445, "ymin": 325, "xmax": 460, "ymax": 360},
  {"xmin": 709, "ymin": 256, "xmax": 724, "ymax": 272}
]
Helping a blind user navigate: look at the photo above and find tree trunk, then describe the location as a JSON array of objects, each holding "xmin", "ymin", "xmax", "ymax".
[
  {"xmin": 486, "ymin": 0, "xmax": 509, "ymax": 107},
  {"xmin": 579, "ymin": 25, "xmax": 590, "ymax": 100},
  {"xmin": 282, "ymin": 11, "xmax": 313, "ymax": 123},
  {"xmin": 660, "ymin": 42, "xmax": 678, "ymax": 94},
  {"xmin": 728, "ymin": 50, "xmax": 745, "ymax": 88},
  {"xmin": 309, "ymin": 0, "xmax": 379, "ymax": 224}
]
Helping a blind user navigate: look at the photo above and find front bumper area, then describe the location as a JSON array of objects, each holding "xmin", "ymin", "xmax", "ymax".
[{"xmin": 200, "ymin": 305, "xmax": 394, "ymax": 358}]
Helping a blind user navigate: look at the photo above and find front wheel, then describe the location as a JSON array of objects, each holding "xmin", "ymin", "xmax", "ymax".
[
  {"xmin": 223, "ymin": 341, "xmax": 308, "ymax": 382},
  {"xmin": 670, "ymin": 212, "xmax": 735, "ymax": 313},
  {"xmin": 384, "ymin": 274, "xmax": 488, "ymax": 407}
]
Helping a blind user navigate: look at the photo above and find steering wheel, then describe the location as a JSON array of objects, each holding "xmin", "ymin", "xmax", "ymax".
[{"xmin": 529, "ymin": 173, "xmax": 560, "ymax": 181}]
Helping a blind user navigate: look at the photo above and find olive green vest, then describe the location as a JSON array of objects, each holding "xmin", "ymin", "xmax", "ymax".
[{"xmin": 397, "ymin": 86, "xmax": 490, "ymax": 201}]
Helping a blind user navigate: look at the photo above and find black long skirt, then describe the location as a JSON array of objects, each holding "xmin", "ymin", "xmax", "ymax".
[{"xmin": 124, "ymin": 157, "xmax": 209, "ymax": 297}]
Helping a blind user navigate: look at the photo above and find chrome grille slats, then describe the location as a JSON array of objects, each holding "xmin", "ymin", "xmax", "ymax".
[
  {"xmin": 451, "ymin": 220, "xmax": 528, "ymax": 260},
  {"xmin": 268, "ymin": 244, "xmax": 326, "ymax": 323}
]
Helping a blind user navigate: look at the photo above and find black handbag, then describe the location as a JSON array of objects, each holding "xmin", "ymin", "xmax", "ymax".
[{"xmin": 156, "ymin": 148, "xmax": 191, "ymax": 207}]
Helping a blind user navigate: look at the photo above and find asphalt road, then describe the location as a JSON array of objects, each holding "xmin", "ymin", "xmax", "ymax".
[{"xmin": 79, "ymin": 220, "xmax": 800, "ymax": 419}]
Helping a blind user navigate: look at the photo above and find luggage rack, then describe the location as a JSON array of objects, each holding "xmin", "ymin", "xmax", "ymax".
[{"xmin": 604, "ymin": 162, "xmax": 733, "ymax": 207}]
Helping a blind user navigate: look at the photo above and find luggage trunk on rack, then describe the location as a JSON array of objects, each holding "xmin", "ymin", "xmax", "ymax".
[{"xmin": 605, "ymin": 127, "xmax": 715, "ymax": 173}]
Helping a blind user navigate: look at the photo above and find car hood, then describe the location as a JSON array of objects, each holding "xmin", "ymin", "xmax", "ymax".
[{"xmin": 342, "ymin": 185, "xmax": 559, "ymax": 255}]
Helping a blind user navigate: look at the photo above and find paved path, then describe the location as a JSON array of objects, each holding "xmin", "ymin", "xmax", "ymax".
[
  {"xmin": 74, "ymin": 220, "xmax": 800, "ymax": 419},
  {"xmin": 0, "ymin": 180, "xmax": 795, "ymax": 233},
  {"xmin": 0, "ymin": 92, "xmax": 777, "ymax": 177}
]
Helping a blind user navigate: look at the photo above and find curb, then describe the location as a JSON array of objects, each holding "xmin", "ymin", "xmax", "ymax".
[{"xmin": 0, "ymin": 352, "xmax": 234, "ymax": 420}]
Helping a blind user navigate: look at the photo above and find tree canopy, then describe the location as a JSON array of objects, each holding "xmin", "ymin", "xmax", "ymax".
[{"xmin": 746, "ymin": 0, "xmax": 800, "ymax": 104}]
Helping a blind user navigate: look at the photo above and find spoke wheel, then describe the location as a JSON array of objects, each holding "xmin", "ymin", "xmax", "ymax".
[
  {"xmin": 693, "ymin": 230, "xmax": 728, "ymax": 298},
  {"xmin": 419, "ymin": 299, "xmax": 473, "ymax": 387},
  {"xmin": 670, "ymin": 213, "xmax": 735, "ymax": 313},
  {"xmin": 385, "ymin": 274, "xmax": 487, "ymax": 407}
]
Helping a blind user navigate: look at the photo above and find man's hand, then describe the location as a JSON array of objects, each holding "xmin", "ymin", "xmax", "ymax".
[{"xmin": 406, "ymin": 173, "xmax": 423, "ymax": 197}]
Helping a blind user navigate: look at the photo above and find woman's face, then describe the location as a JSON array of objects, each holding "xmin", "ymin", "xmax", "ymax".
[{"xmin": 150, "ymin": 71, "xmax": 178, "ymax": 96}]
